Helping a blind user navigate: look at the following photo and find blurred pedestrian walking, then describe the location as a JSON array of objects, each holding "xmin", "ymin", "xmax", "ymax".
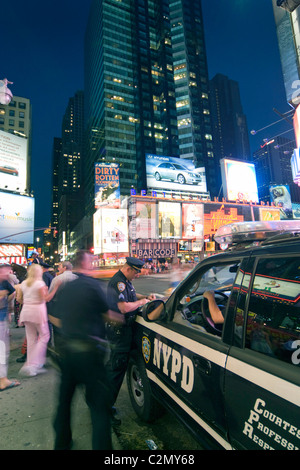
[
  {"xmin": 17, "ymin": 264, "xmax": 50, "ymax": 377},
  {"xmin": 47, "ymin": 261, "xmax": 77, "ymax": 361},
  {"xmin": 0, "ymin": 264, "xmax": 20, "ymax": 391},
  {"xmin": 53, "ymin": 250, "xmax": 122, "ymax": 450}
]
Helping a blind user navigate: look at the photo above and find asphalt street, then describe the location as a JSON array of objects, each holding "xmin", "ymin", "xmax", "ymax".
[{"xmin": 0, "ymin": 272, "xmax": 175, "ymax": 451}]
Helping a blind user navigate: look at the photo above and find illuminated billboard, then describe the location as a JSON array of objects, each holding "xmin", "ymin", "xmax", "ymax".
[
  {"xmin": 0, "ymin": 130, "xmax": 27, "ymax": 192},
  {"xmin": 204, "ymin": 204, "xmax": 250, "ymax": 240},
  {"xmin": 294, "ymin": 104, "xmax": 300, "ymax": 149},
  {"xmin": 146, "ymin": 154, "xmax": 207, "ymax": 193},
  {"xmin": 93, "ymin": 208, "xmax": 129, "ymax": 254},
  {"xmin": 95, "ymin": 162, "xmax": 120, "ymax": 209},
  {"xmin": 158, "ymin": 201, "xmax": 181, "ymax": 238},
  {"xmin": 259, "ymin": 207, "xmax": 281, "ymax": 221},
  {"xmin": 292, "ymin": 203, "xmax": 300, "ymax": 219},
  {"xmin": 269, "ymin": 184, "xmax": 293, "ymax": 219},
  {"xmin": 182, "ymin": 203, "xmax": 204, "ymax": 240},
  {"xmin": 220, "ymin": 158, "xmax": 259, "ymax": 203},
  {"xmin": 0, "ymin": 192, "xmax": 34, "ymax": 243},
  {"xmin": 135, "ymin": 201, "xmax": 157, "ymax": 239}
]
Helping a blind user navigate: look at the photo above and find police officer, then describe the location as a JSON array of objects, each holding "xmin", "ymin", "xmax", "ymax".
[{"xmin": 106, "ymin": 257, "xmax": 155, "ymax": 425}]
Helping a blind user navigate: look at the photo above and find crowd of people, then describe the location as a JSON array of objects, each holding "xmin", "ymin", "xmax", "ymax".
[
  {"xmin": 142, "ymin": 260, "xmax": 169, "ymax": 273},
  {"xmin": 0, "ymin": 251, "xmax": 158, "ymax": 450}
]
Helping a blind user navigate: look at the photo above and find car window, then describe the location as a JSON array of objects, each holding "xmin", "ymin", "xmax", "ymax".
[
  {"xmin": 172, "ymin": 261, "xmax": 240, "ymax": 335},
  {"xmin": 245, "ymin": 257, "xmax": 300, "ymax": 367}
]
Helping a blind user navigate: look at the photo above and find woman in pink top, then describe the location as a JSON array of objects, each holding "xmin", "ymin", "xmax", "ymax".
[{"xmin": 17, "ymin": 264, "xmax": 50, "ymax": 377}]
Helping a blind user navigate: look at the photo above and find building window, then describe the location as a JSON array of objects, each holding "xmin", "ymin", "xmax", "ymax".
[{"xmin": 18, "ymin": 102, "xmax": 26, "ymax": 109}]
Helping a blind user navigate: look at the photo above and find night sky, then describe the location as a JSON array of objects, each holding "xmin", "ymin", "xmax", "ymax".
[{"xmin": 1, "ymin": 0, "xmax": 294, "ymax": 229}]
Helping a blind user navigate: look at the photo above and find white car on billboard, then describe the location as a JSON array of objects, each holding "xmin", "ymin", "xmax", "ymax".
[{"xmin": 153, "ymin": 162, "xmax": 202, "ymax": 185}]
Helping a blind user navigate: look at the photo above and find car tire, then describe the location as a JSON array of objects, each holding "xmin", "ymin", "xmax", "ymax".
[
  {"xmin": 177, "ymin": 174, "xmax": 185, "ymax": 184},
  {"xmin": 155, "ymin": 172, "xmax": 161, "ymax": 181},
  {"xmin": 127, "ymin": 351, "xmax": 163, "ymax": 422}
]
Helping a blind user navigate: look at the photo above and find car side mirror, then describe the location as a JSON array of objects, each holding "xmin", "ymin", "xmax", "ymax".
[{"xmin": 142, "ymin": 299, "xmax": 165, "ymax": 322}]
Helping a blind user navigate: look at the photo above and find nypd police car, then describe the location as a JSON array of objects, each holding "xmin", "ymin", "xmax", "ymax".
[{"xmin": 127, "ymin": 220, "xmax": 300, "ymax": 450}]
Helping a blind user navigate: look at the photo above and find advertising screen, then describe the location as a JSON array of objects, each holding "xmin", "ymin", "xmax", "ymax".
[
  {"xmin": 135, "ymin": 201, "xmax": 157, "ymax": 239},
  {"xmin": 158, "ymin": 201, "xmax": 181, "ymax": 238},
  {"xmin": 220, "ymin": 158, "xmax": 259, "ymax": 203},
  {"xmin": 291, "ymin": 148, "xmax": 300, "ymax": 186},
  {"xmin": 259, "ymin": 207, "xmax": 281, "ymax": 221},
  {"xmin": 269, "ymin": 184, "xmax": 293, "ymax": 219},
  {"xmin": 182, "ymin": 203, "xmax": 204, "ymax": 239},
  {"xmin": 204, "ymin": 203, "xmax": 250, "ymax": 240},
  {"xmin": 0, "ymin": 192, "xmax": 34, "ymax": 243},
  {"xmin": 93, "ymin": 208, "xmax": 129, "ymax": 254},
  {"xmin": 178, "ymin": 240, "xmax": 192, "ymax": 252},
  {"xmin": 146, "ymin": 154, "xmax": 207, "ymax": 193},
  {"xmin": 292, "ymin": 203, "xmax": 300, "ymax": 219},
  {"xmin": 95, "ymin": 162, "xmax": 120, "ymax": 209},
  {"xmin": 0, "ymin": 130, "xmax": 27, "ymax": 192},
  {"xmin": 294, "ymin": 104, "xmax": 300, "ymax": 149}
]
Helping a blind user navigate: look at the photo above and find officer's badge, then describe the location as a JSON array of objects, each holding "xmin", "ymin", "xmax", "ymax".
[
  {"xmin": 117, "ymin": 282, "xmax": 126, "ymax": 292},
  {"xmin": 142, "ymin": 336, "xmax": 151, "ymax": 363}
]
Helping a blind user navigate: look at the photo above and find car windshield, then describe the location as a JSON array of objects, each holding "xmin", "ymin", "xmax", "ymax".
[{"xmin": 182, "ymin": 262, "xmax": 240, "ymax": 298}]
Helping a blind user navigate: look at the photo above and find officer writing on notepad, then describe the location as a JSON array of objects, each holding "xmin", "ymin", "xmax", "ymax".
[{"xmin": 106, "ymin": 257, "xmax": 156, "ymax": 425}]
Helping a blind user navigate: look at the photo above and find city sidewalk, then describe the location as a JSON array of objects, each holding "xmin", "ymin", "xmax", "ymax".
[{"xmin": 0, "ymin": 324, "xmax": 121, "ymax": 450}]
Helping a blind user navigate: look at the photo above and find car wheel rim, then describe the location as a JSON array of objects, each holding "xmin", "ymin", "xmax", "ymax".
[{"xmin": 130, "ymin": 364, "xmax": 144, "ymax": 407}]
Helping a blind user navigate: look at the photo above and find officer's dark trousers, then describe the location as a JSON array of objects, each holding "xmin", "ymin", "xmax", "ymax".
[
  {"xmin": 106, "ymin": 326, "xmax": 133, "ymax": 407},
  {"xmin": 53, "ymin": 344, "xmax": 112, "ymax": 450}
]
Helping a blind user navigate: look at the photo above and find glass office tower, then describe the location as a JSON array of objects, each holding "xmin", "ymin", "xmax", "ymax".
[
  {"xmin": 170, "ymin": 0, "xmax": 217, "ymax": 196},
  {"xmin": 84, "ymin": 0, "xmax": 216, "ymax": 216},
  {"xmin": 84, "ymin": 0, "xmax": 179, "ymax": 216}
]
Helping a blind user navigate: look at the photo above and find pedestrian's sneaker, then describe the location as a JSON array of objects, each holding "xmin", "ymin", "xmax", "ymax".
[
  {"xmin": 19, "ymin": 365, "xmax": 37, "ymax": 377},
  {"xmin": 35, "ymin": 366, "xmax": 47, "ymax": 375}
]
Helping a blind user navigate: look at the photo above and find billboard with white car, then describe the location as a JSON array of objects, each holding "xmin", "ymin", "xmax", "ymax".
[{"xmin": 146, "ymin": 154, "xmax": 207, "ymax": 193}]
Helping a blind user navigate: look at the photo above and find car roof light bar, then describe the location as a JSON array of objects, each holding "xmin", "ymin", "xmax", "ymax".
[{"xmin": 214, "ymin": 220, "xmax": 300, "ymax": 246}]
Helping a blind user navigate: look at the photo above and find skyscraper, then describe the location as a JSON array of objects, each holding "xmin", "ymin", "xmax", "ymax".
[
  {"xmin": 56, "ymin": 91, "xmax": 85, "ymax": 253},
  {"xmin": 273, "ymin": 0, "xmax": 300, "ymax": 106},
  {"xmin": 170, "ymin": 0, "xmax": 217, "ymax": 194},
  {"xmin": 210, "ymin": 74, "xmax": 250, "ymax": 165},
  {"xmin": 84, "ymin": 0, "xmax": 216, "ymax": 218},
  {"xmin": 51, "ymin": 137, "xmax": 61, "ymax": 231}
]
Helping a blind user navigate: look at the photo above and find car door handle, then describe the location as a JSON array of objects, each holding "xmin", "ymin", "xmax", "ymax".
[{"xmin": 193, "ymin": 356, "xmax": 212, "ymax": 376}]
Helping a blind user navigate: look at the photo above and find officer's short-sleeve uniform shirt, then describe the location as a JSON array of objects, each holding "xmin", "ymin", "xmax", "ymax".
[{"xmin": 108, "ymin": 270, "xmax": 138, "ymax": 322}]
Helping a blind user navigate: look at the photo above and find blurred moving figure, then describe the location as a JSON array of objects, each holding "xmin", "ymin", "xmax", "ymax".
[
  {"xmin": 0, "ymin": 264, "xmax": 19, "ymax": 391},
  {"xmin": 17, "ymin": 264, "xmax": 50, "ymax": 377},
  {"xmin": 53, "ymin": 251, "xmax": 122, "ymax": 450},
  {"xmin": 47, "ymin": 261, "xmax": 77, "ymax": 359}
]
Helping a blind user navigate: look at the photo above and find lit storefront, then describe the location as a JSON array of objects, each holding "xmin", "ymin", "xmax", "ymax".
[
  {"xmin": 0, "ymin": 244, "xmax": 27, "ymax": 265},
  {"xmin": 128, "ymin": 194, "xmax": 281, "ymax": 262}
]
